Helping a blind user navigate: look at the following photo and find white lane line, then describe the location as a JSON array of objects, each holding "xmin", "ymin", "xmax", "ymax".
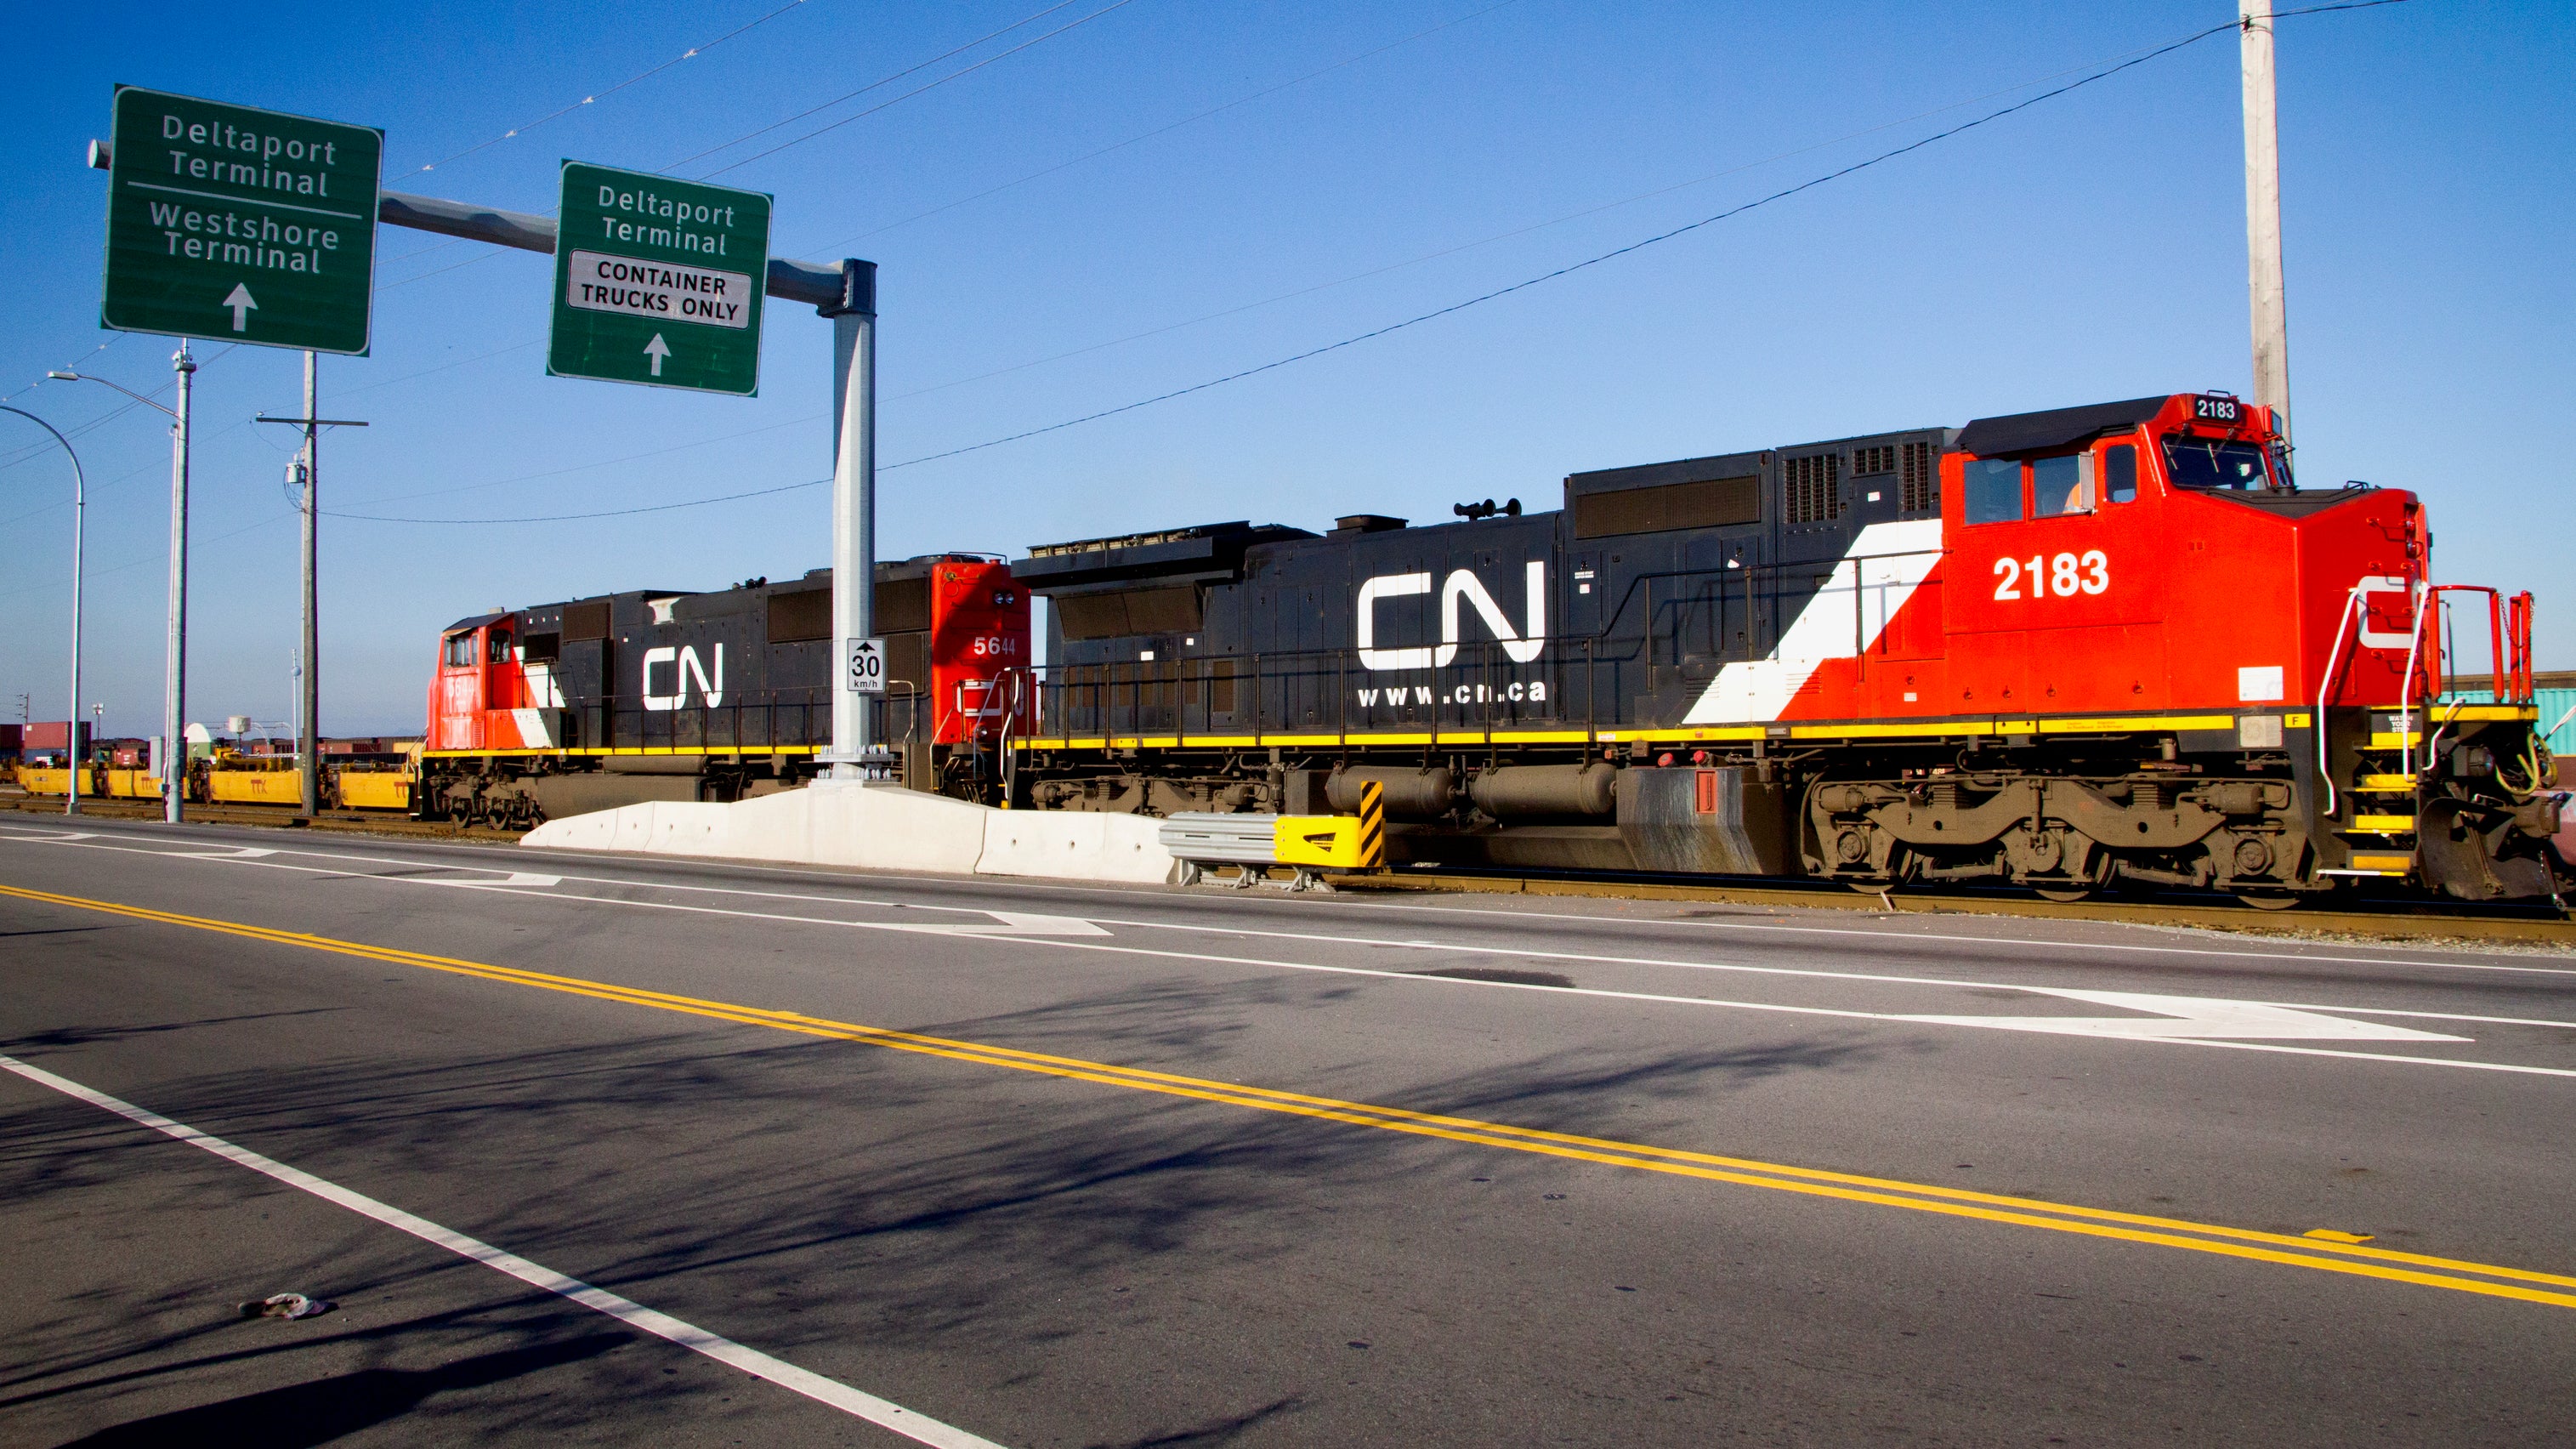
[
  {"xmin": 25, "ymin": 829, "xmax": 2558, "ymax": 1026},
  {"xmin": 0, "ymin": 1052, "xmax": 1007, "ymax": 1449},
  {"xmin": 13, "ymin": 823, "xmax": 2564, "ymax": 977},
  {"xmin": 14, "ymin": 827, "xmax": 2574, "ymax": 1058},
  {"xmin": 247, "ymin": 875, "xmax": 2576, "ymax": 1077}
]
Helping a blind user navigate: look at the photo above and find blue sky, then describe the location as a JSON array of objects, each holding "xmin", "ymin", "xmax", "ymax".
[{"xmin": 2, "ymin": 0, "xmax": 2567, "ymax": 735}]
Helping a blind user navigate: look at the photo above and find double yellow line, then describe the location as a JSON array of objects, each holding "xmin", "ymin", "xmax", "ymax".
[{"xmin": 7, "ymin": 878, "xmax": 2574, "ymax": 1312}]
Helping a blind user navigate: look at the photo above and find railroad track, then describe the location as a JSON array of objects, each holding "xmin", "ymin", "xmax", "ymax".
[
  {"xmin": 0, "ymin": 793, "xmax": 523, "ymax": 843},
  {"xmin": 8, "ymin": 791, "xmax": 2567, "ymax": 946},
  {"xmin": 1332, "ymin": 865, "xmax": 2576, "ymax": 946}
]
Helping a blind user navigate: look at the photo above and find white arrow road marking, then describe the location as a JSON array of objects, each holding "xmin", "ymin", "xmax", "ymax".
[
  {"xmin": 894, "ymin": 911, "xmax": 1110, "ymax": 938},
  {"xmin": 643, "ymin": 332, "xmax": 671, "ymax": 377},
  {"xmin": 1900, "ymin": 988, "xmax": 2468, "ymax": 1043},
  {"xmin": 223, "ymin": 283, "xmax": 257, "ymax": 332},
  {"xmin": 413, "ymin": 870, "xmax": 564, "ymax": 889}
]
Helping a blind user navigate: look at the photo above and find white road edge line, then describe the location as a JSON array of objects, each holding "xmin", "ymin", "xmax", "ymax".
[{"xmin": 0, "ymin": 1052, "xmax": 1008, "ymax": 1449}]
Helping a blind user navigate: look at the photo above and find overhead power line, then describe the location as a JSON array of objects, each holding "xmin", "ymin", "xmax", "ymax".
[
  {"xmin": 665, "ymin": 0, "xmax": 1087, "ymax": 173},
  {"xmin": 880, "ymin": 22, "xmax": 2267, "ymax": 407},
  {"xmin": 700, "ymin": 0, "xmax": 1142, "ymax": 179},
  {"xmin": 329, "ymin": 477, "xmax": 827, "ymax": 525},
  {"xmin": 877, "ymin": 20, "xmax": 2257, "ymax": 473},
  {"xmin": 0, "ymin": 344, "xmax": 239, "ymax": 481},
  {"xmin": 878, "ymin": 0, "xmax": 2420, "ymax": 474},
  {"xmin": 279, "ymin": 0, "xmax": 2421, "ymax": 527}
]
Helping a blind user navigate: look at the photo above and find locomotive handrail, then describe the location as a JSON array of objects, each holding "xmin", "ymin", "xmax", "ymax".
[
  {"xmin": 1592, "ymin": 547, "xmax": 1945, "ymax": 668},
  {"xmin": 2314, "ymin": 583, "xmax": 2367, "ymax": 816}
]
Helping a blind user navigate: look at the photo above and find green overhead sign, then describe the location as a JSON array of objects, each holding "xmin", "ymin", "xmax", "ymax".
[
  {"xmin": 100, "ymin": 86, "xmax": 383, "ymax": 355},
  {"xmin": 548, "ymin": 161, "xmax": 771, "ymax": 396}
]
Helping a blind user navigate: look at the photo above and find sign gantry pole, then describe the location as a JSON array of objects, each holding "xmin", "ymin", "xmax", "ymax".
[{"xmin": 821, "ymin": 263, "xmax": 882, "ymax": 781}]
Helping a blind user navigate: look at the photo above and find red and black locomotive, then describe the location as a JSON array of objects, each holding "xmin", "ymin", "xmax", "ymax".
[
  {"xmin": 421, "ymin": 554, "xmax": 1030, "ymax": 827},
  {"xmin": 1008, "ymin": 392, "xmax": 2550, "ymax": 903}
]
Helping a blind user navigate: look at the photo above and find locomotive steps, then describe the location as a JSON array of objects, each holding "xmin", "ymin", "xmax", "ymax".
[{"xmin": 518, "ymin": 779, "xmax": 1180, "ymax": 885}]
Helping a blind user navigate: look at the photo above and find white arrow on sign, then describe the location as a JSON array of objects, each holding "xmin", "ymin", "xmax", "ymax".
[
  {"xmin": 1900, "ymin": 987, "xmax": 2466, "ymax": 1043},
  {"xmin": 222, "ymin": 283, "xmax": 257, "ymax": 332},
  {"xmin": 643, "ymin": 333, "xmax": 671, "ymax": 377}
]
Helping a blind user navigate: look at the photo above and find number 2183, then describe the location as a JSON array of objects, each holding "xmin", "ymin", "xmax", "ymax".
[{"xmin": 1994, "ymin": 550, "xmax": 2107, "ymax": 599}]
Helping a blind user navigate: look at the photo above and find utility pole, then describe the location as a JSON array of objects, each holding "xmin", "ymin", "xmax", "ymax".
[
  {"xmin": 298, "ymin": 350, "xmax": 321, "ymax": 817},
  {"xmin": 164, "ymin": 342, "xmax": 193, "ymax": 823},
  {"xmin": 2241, "ymin": 0, "xmax": 2290, "ymax": 435},
  {"xmin": 256, "ymin": 359, "xmax": 364, "ymax": 820}
]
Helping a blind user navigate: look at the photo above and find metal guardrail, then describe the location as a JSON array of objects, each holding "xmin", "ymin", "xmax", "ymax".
[{"xmin": 1156, "ymin": 812, "xmax": 1280, "ymax": 865}]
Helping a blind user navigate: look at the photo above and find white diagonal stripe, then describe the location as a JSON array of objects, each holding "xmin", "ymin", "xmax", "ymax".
[{"xmin": 0, "ymin": 1054, "xmax": 1009, "ymax": 1449}]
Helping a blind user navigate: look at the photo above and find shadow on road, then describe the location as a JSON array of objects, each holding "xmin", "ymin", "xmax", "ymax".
[{"xmin": 49, "ymin": 1333, "xmax": 628, "ymax": 1447}]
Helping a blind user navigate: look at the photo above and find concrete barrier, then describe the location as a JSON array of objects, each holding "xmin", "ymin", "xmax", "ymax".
[
  {"xmin": 520, "ymin": 781, "xmax": 1181, "ymax": 885},
  {"xmin": 980, "ymin": 808, "xmax": 1177, "ymax": 884}
]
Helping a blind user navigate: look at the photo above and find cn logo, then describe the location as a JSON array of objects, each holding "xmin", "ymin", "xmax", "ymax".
[
  {"xmin": 642, "ymin": 644, "xmax": 724, "ymax": 710},
  {"xmin": 1356, "ymin": 563, "xmax": 1546, "ymax": 673}
]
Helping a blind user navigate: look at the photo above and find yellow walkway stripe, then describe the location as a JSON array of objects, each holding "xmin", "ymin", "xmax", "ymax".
[{"xmin": 6, "ymin": 879, "xmax": 2572, "ymax": 1312}]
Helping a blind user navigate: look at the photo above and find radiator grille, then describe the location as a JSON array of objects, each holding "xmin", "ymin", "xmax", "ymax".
[
  {"xmin": 1784, "ymin": 453, "xmax": 1841, "ymax": 525},
  {"xmin": 1573, "ymin": 474, "xmax": 1758, "ymax": 538},
  {"xmin": 1852, "ymin": 445, "xmax": 1895, "ymax": 476},
  {"xmin": 1900, "ymin": 440, "xmax": 1937, "ymax": 514},
  {"xmin": 561, "ymin": 599, "xmax": 611, "ymax": 642}
]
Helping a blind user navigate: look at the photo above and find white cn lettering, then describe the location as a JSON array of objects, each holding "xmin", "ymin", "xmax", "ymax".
[
  {"xmin": 1434, "ymin": 561, "xmax": 1546, "ymax": 667},
  {"xmin": 1355, "ymin": 573, "xmax": 1434, "ymax": 672},
  {"xmin": 680, "ymin": 643, "xmax": 724, "ymax": 707},
  {"xmin": 641, "ymin": 646, "xmax": 680, "ymax": 711},
  {"xmin": 641, "ymin": 644, "xmax": 725, "ymax": 711}
]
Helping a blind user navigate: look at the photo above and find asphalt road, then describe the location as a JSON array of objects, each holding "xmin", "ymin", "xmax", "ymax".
[{"xmin": 3, "ymin": 817, "xmax": 2573, "ymax": 1446}]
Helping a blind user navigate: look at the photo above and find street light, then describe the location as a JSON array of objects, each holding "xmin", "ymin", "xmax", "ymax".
[
  {"xmin": 0, "ymin": 404, "xmax": 85, "ymax": 817},
  {"xmin": 48, "ymin": 351, "xmax": 192, "ymax": 825}
]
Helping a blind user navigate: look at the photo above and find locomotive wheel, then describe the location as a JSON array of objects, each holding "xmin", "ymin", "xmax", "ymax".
[
  {"xmin": 2030, "ymin": 886, "xmax": 2093, "ymax": 904},
  {"xmin": 2234, "ymin": 892, "xmax": 2304, "ymax": 912}
]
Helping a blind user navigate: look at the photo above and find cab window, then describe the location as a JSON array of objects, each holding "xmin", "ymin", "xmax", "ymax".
[
  {"xmin": 2102, "ymin": 443, "xmax": 2138, "ymax": 503},
  {"xmin": 443, "ymin": 633, "xmax": 475, "ymax": 668},
  {"xmin": 2033, "ymin": 453, "xmax": 2095, "ymax": 517},
  {"xmin": 2163, "ymin": 435, "xmax": 2269, "ymax": 490},
  {"xmin": 487, "ymin": 630, "xmax": 513, "ymax": 664},
  {"xmin": 1963, "ymin": 457, "xmax": 2023, "ymax": 524}
]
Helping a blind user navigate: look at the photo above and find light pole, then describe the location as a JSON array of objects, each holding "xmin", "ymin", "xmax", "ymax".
[
  {"xmin": 0, "ymin": 405, "xmax": 85, "ymax": 817},
  {"xmin": 49, "ymin": 352, "xmax": 191, "ymax": 823}
]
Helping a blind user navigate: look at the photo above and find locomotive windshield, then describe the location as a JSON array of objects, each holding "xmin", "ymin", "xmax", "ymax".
[{"xmin": 2161, "ymin": 435, "xmax": 2274, "ymax": 491}]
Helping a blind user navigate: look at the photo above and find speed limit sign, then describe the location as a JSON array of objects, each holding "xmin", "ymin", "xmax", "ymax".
[{"xmin": 844, "ymin": 636, "xmax": 887, "ymax": 694}]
